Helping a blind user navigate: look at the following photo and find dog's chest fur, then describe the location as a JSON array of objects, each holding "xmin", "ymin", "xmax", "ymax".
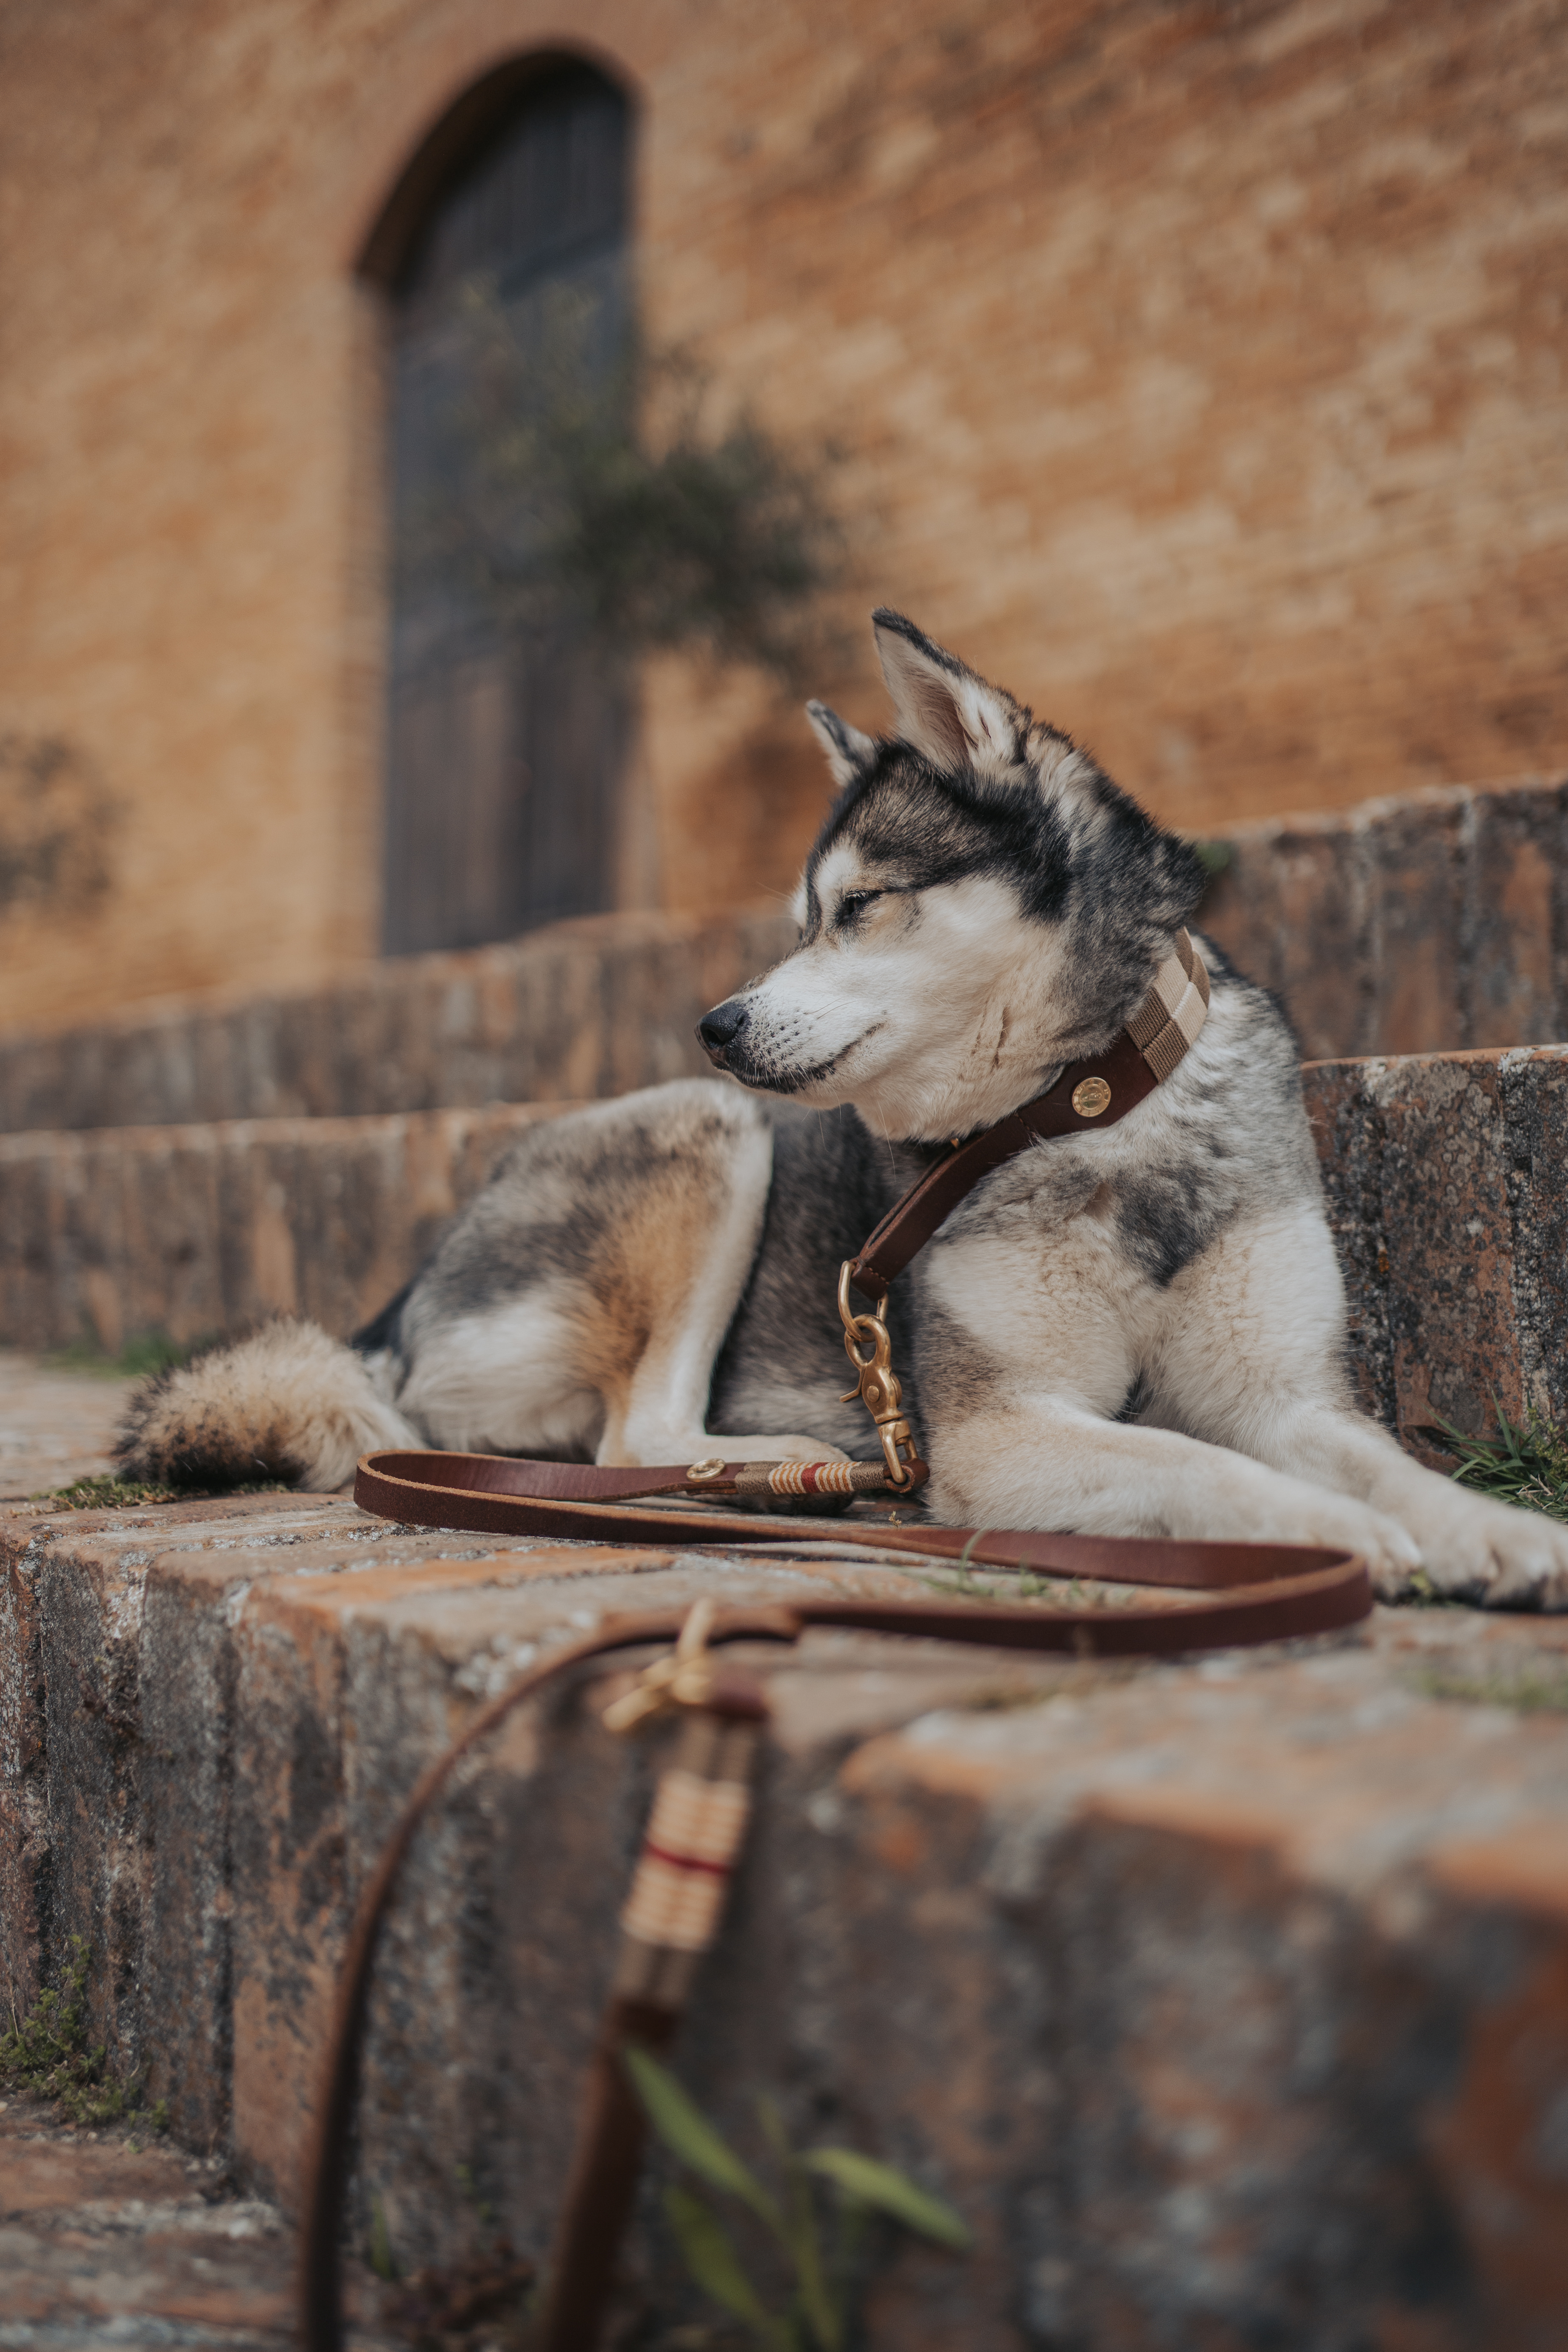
[{"xmin": 711, "ymin": 968, "xmax": 1319, "ymax": 1457}]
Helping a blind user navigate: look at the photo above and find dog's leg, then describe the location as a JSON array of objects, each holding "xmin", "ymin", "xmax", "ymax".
[
  {"xmin": 387, "ymin": 1082, "xmax": 836, "ymax": 1472},
  {"xmin": 1248, "ymin": 1405, "xmax": 1568, "ymax": 1608},
  {"xmin": 608, "ymin": 1112, "xmax": 848, "ymax": 1468},
  {"xmin": 918, "ymin": 1190, "xmax": 1424, "ymax": 1574},
  {"xmin": 1145, "ymin": 1203, "xmax": 1568, "ymax": 1607},
  {"xmin": 923, "ymin": 1402, "xmax": 1425, "ymax": 1582},
  {"xmin": 396, "ymin": 1287, "xmax": 611, "ymax": 1461}
]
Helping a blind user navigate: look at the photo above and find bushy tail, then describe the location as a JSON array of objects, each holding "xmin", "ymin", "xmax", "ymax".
[{"xmin": 114, "ymin": 1318, "xmax": 419, "ymax": 1493}]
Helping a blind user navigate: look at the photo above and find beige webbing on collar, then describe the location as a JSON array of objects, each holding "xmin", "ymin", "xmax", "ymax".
[{"xmin": 1126, "ymin": 927, "xmax": 1211, "ymax": 1082}]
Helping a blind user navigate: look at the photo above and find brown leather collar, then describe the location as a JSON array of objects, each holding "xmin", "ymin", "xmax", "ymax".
[{"xmin": 849, "ymin": 927, "xmax": 1210, "ymax": 1300}]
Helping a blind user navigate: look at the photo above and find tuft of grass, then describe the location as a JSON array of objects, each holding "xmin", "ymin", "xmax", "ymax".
[
  {"xmin": 44, "ymin": 1332, "xmax": 213, "ymax": 1381},
  {"xmin": 369, "ymin": 2196, "xmax": 397, "ymax": 2284},
  {"xmin": 34, "ymin": 1473, "xmax": 181, "ymax": 1510},
  {"xmin": 1398, "ymin": 1567, "xmax": 1464, "ymax": 1610},
  {"xmin": 0, "ymin": 1935, "xmax": 168, "ymax": 2130},
  {"xmin": 1420, "ymin": 1407, "xmax": 1568, "ymax": 1525},
  {"xmin": 32, "ymin": 1472, "xmax": 289, "ymax": 1510},
  {"xmin": 626, "ymin": 2046, "xmax": 968, "ymax": 2352},
  {"xmin": 1412, "ymin": 1663, "xmax": 1568, "ymax": 1713}
]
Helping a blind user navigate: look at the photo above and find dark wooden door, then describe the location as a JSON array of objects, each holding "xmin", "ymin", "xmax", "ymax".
[{"xmin": 382, "ymin": 64, "xmax": 631, "ymax": 956}]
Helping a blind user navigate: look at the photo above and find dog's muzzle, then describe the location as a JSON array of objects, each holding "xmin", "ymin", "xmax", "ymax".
[{"xmin": 697, "ymin": 996, "xmax": 749, "ymax": 1071}]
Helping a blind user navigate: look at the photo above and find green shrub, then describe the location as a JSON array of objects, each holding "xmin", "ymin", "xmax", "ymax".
[{"xmin": 407, "ymin": 282, "xmax": 846, "ymax": 691}]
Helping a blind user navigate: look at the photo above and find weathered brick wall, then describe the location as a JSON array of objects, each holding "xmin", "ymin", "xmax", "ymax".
[
  {"xmin": 2, "ymin": 774, "xmax": 1563, "ymax": 1136},
  {"xmin": 5, "ymin": 1486, "xmax": 1568, "ymax": 2344},
  {"xmin": 1203, "ymin": 773, "xmax": 1568, "ymax": 1059},
  {"xmin": 0, "ymin": 906, "xmax": 797, "ymax": 1135},
  {"xmin": 3, "ymin": 0, "xmax": 1565, "ymax": 1034},
  {"xmin": 3, "ymin": 1051, "xmax": 1564, "ymax": 1462}
]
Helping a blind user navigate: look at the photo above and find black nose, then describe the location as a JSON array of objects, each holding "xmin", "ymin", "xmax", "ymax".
[{"xmin": 698, "ymin": 998, "xmax": 749, "ymax": 1062}]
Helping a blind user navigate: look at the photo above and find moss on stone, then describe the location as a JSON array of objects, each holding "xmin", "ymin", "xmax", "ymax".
[{"xmin": 0, "ymin": 1936, "xmax": 169, "ymax": 2131}]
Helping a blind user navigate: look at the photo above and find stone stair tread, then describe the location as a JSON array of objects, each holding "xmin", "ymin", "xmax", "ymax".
[
  {"xmin": 5, "ymin": 1484, "xmax": 1567, "ymax": 2344},
  {"xmin": 5, "ymin": 1048, "xmax": 1565, "ymax": 1456},
  {"xmin": 0, "ymin": 903, "xmax": 797, "ymax": 1135},
  {"xmin": 0, "ymin": 1348, "xmax": 135, "ymax": 1496},
  {"xmin": 2, "ymin": 773, "xmax": 1564, "ymax": 1136},
  {"xmin": 0, "ymin": 2102, "xmax": 396, "ymax": 2348}
]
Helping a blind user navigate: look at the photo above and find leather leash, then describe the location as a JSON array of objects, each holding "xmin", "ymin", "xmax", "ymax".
[
  {"xmin": 301, "ymin": 1557, "xmax": 1368, "ymax": 2352},
  {"xmin": 300, "ymin": 1605, "xmax": 798, "ymax": 2352},
  {"xmin": 351, "ymin": 1448, "xmax": 1370, "ymax": 1657},
  {"xmin": 302, "ymin": 923, "xmax": 1374, "ymax": 2346},
  {"xmin": 309, "ymin": 1497, "xmax": 1368, "ymax": 2349}
]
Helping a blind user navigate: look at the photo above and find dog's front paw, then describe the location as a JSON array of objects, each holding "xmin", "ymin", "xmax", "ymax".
[
  {"xmin": 1293, "ymin": 1497, "xmax": 1422, "ymax": 1594},
  {"xmin": 1402, "ymin": 1491, "xmax": 1568, "ymax": 1611}
]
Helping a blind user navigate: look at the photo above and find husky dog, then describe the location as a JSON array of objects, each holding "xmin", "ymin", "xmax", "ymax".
[{"xmin": 119, "ymin": 612, "xmax": 1567, "ymax": 1609}]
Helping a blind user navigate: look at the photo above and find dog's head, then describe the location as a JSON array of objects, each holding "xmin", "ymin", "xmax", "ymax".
[{"xmin": 698, "ymin": 611, "xmax": 1205, "ymax": 1141}]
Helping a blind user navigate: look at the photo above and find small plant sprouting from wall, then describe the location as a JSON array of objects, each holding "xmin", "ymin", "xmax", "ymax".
[
  {"xmin": 404, "ymin": 281, "xmax": 847, "ymax": 691},
  {"xmin": 0, "ymin": 1936, "xmax": 168, "ymax": 2131},
  {"xmin": 626, "ymin": 2046, "xmax": 969, "ymax": 2351},
  {"xmin": 1424, "ymin": 1407, "xmax": 1568, "ymax": 1525},
  {"xmin": 0, "ymin": 733, "xmax": 118, "ymax": 917}
]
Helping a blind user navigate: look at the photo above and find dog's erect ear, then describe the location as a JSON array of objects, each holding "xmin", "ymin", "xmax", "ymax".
[
  {"xmin": 805, "ymin": 701, "xmax": 876, "ymax": 792},
  {"xmin": 872, "ymin": 608, "xmax": 1023, "ymax": 779}
]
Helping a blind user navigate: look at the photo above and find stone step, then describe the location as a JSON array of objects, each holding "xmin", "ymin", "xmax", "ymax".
[
  {"xmin": 0, "ymin": 905, "xmax": 796, "ymax": 1138},
  {"xmin": 1, "ymin": 775, "xmax": 1563, "ymax": 1136},
  {"xmin": 0, "ymin": 1346, "xmax": 136, "ymax": 1496},
  {"xmin": 0, "ymin": 2104, "xmax": 396, "ymax": 2350},
  {"xmin": 2, "ymin": 1049, "xmax": 1565, "ymax": 1452},
  {"xmin": 1202, "ymin": 771, "xmax": 1568, "ymax": 1062},
  {"xmin": 0, "ymin": 1100, "xmax": 568, "ymax": 1365},
  {"xmin": 3, "ymin": 1483, "xmax": 1565, "ymax": 2348}
]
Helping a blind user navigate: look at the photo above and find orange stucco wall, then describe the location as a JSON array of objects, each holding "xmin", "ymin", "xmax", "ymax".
[{"xmin": 2, "ymin": 0, "xmax": 1565, "ymax": 1032}]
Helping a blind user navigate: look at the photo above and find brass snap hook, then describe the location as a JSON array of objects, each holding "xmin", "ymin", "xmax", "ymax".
[{"xmin": 836, "ymin": 1259, "xmax": 919, "ymax": 1490}]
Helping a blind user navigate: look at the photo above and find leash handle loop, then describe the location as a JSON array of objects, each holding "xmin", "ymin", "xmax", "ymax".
[{"xmin": 310, "ymin": 1461, "xmax": 1369, "ymax": 2349}]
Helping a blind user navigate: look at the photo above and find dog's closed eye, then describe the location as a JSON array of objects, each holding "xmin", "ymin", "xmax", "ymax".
[{"xmin": 836, "ymin": 890, "xmax": 882, "ymax": 927}]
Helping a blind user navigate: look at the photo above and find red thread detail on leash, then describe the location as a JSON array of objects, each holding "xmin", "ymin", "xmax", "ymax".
[{"xmin": 640, "ymin": 1842, "xmax": 733, "ymax": 1878}]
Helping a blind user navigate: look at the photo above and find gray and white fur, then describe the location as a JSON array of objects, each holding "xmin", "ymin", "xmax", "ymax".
[{"xmin": 118, "ymin": 610, "xmax": 1568, "ymax": 1609}]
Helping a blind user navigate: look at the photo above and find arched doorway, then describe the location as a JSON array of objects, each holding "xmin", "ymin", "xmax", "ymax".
[{"xmin": 371, "ymin": 59, "xmax": 633, "ymax": 956}]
